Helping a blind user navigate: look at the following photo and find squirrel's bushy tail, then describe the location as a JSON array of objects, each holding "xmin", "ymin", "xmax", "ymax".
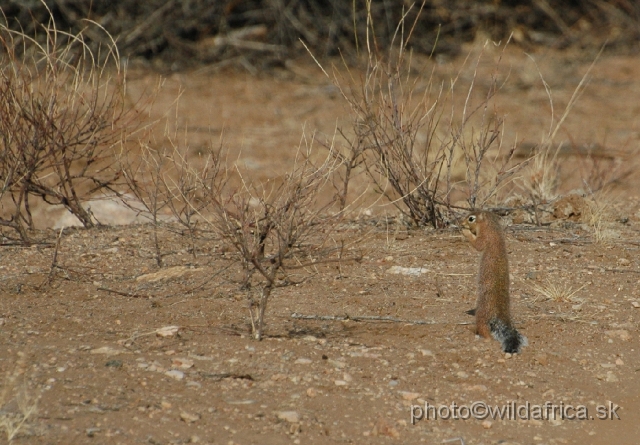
[{"xmin": 489, "ymin": 319, "xmax": 528, "ymax": 353}]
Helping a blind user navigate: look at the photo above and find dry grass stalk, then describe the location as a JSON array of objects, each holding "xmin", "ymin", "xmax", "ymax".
[
  {"xmin": 531, "ymin": 279, "xmax": 586, "ymax": 302},
  {"xmin": 0, "ymin": 352, "xmax": 39, "ymax": 441},
  {"xmin": 518, "ymin": 49, "xmax": 603, "ymax": 207},
  {"xmin": 584, "ymin": 188, "xmax": 616, "ymax": 244}
]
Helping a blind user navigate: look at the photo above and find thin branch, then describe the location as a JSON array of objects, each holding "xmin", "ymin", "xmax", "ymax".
[{"xmin": 290, "ymin": 312, "xmax": 472, "ymax": 326}]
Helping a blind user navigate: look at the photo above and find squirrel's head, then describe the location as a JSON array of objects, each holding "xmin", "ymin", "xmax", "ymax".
[{"xmin": 460, "ymin": 211, "xmax": 483, "ymax": 243}]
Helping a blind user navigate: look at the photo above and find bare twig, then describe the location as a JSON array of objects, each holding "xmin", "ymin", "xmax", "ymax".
[
  {"xmin": 97, "ymin": 287, "xmax": 151, "ymax": 299},
  {"xmin": 38, "ymin": 227, "xmax": 65, "ymax": 288},
  {"xmin": 291, "ymin": 312, "xmax": 472, "ymax": 326}
]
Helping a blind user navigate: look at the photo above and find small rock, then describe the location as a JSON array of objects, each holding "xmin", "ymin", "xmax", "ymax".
[
  {"xmin": 86, "ymin": 428, "xmax": 101, "ymax": 437},
  {"xmin": 294, "ymin": 358, "xmax": 312, "ymax": 365},
  {"xmin": 276, "ymin": 411, "xmax": 300, "ymax": 423},
  {"xmin": 90, "ymin": 346, "xmax": 127, "ymax": 356},
  {"xmin": 302, "ymin": 335, "xmax": 317, "ymax": 342},
  {"xmin": 606, "ymin": 372, "xmax": 618, "ymax": 382},
  {"xmin": 551, "ymin": 194, "xmax": 585, "ymax": 221},
  {"xmin": 306, "ymin": 387, "xmax": 318, "ymax": 398},
  {"xmin": 161, "ymin": 401, "xmax": 172, "ymax": 409},
  {"xmin": 271, "ymin": 373, "xmax": 287, "ymax": 381},
  {"xmin": 180, "ymin": 411, "xmax": 200, "ymax": 423},
  {"xmin": 172, "ymin": 358, "xmax": 194, "ymax": 369},
  {"xmin": 334, "ymin": 380, "xmax": 348, "ymax": 386},
  {"xmin": 618, "ymin": 258, "xmax": 631, "ymax": 266},
  {"xmin": 386, "ymin": 266, "xmax": 428, "ymax": 276},
  {"xmin": 463, "ymin": 384, "xmax": 488, "ymax": 392},
  {"xmin": 136, "ymin": 266, "xmax": 200, "ymax": 283},
  {"xmin": 481, "ymin": 420, "xmax": 492, "ymax": 429},
  {"xmin": 631, "ymin": 301, "xmax": 640, "ymax": 308},
  {"xmin": 399, "ymin": 391, "xmax": 420, "ymax": 401},
  {"xmin": 419, "ymin": 349, "xmax": 434, "ymax": 357},
  {"xmin": 105, "ymin": 360, "xmax": 122, "ymax": 368},
  {"xmin": 525, "ymin": 271, "xmax": 538, "ymax": 280},
  {"xmin": 328, "ymin": 359, "xmax": 347, "ymax": 368},
  {"xmin": 456, "ymin": 371, "xmax": 469, "ymax": 379},
  {"xmin": 156, "ymin": 326, "xmax": 180, "ymax": 338},
  {"xmin": 165, "ymin": 370, "xmax": 185, "ymax": 380},
  {"xmin": 615, "ymin": 358, "xmax": 624, "ymax": 366}
]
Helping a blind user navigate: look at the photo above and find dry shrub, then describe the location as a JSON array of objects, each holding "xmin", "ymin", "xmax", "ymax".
[
  {"xmin": 194, "ymin": 136, "xmax": 354, "ymax": 340},
  {"xmin": 311, "ymin": 6, "xmax": 526, "ymax": 227},
  {"xmin": 0, "ymin": 14, "xmax": 140, "ymax": 242},
  {"xmin": 119, "ymin": 124, "xmax": 223, "ymax": 265},
  {"xmin": 120, "ymin": 126, "xmax": 356, "ymax": 340},
  {"xmin": 120, "ymin": 141, "xmax": 173, "ymax": 267}
]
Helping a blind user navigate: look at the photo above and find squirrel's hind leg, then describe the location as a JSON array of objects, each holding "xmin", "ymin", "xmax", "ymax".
[{"xmin": 476, "ymin": 320, "xmax": 492, "ymax": 338}]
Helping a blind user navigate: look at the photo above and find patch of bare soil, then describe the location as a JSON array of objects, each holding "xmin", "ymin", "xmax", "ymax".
[{"xmin": 3, "ymin": 46, "xmax": 640, "ymax": 444}]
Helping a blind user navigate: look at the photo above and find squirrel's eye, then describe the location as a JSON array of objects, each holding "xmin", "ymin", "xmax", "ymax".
[{"xmin": 468, "ymin": 215, "xmax": 476, "ymax": 223}]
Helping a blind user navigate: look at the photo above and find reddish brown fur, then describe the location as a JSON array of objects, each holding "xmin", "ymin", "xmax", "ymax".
[{"xmin": 461, "ymin": 211, "xmax": 512, "ymax": 338}]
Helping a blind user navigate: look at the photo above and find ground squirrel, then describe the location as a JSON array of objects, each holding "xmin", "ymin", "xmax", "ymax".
[{"xmin": 460, "ymin": 210, "xmax": 528, "ymax": 353}]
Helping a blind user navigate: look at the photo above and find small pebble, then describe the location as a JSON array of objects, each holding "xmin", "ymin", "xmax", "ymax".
[
  {"xmin": 180, "ymin": 411, "xmax": 200, "ymax": 423},
  {"xmin": 165, "ymin": 370, "xmax": 185, "ymax": 380},
  {"xmin": 306, "ymin": 388, "xmax": 318, "ymax": 397},
  {"xmin": 156, "ymin": 326, "xmax": 180, "ymax": 338},
  {"xmin": 276, "ymin": 411, "xmax": 300, "ymax": 423},
  {"xmin": 399, "ymin": 391, "xmax": 420, "ymax": 401}
]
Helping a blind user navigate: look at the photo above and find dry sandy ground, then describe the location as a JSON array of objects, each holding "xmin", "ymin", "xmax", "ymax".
[{"xmin": 2, "ymin": 43, "xmax": 640, "ymax": 444}]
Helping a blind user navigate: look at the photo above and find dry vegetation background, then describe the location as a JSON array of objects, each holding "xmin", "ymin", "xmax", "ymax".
[
  {"xmin": 3, "ymin": 0, "xmax": 640, "ymax": 68},
  {"xmin": 1, "ymin": 1, "xmax": 640, "ymax": 444}
]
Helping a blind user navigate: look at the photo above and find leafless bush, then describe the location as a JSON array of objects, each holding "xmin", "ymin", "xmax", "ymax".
[
  {"xmin": 188, "ymin": 136, "xmax": 356, "ymax": 340},
  {"xmin": 120, "ymin": 129, "xmax": 224, "ymax": 264},
  {"xmin": 119, "ymin": 141, "xmax": 173, "ymax": 267},
  {"xmin": 160, "ymin": 142, "xmax": 223, "ymax": 259},
  {"xmin": 0, "ymin": 17, "xmax": 139, "ymax": 242},
  {"xmin": 311, "ymin": 7, "xmax": 526, "ymax": 227},
  {"xmin": 119, "ymin": 123, "xmax": 355, "ymax": 339}
]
